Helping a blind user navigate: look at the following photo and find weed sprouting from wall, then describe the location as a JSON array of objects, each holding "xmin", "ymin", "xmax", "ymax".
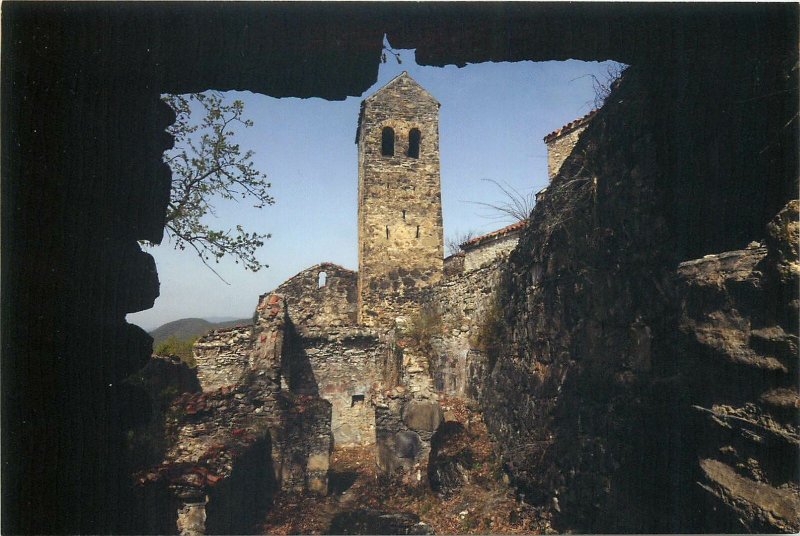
[
  {"xmin": 405, "ymin": 306, "xmax": 443, "ymax": 356},
  {"xmin": 470, "ymin": 293, "xmax": 505, "ymax": 371},
  {"xmin": 589, "ymin": 62, "xmax": 628, "ymax": 109}
]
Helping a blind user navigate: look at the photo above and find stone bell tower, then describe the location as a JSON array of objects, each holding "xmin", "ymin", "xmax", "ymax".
[{"xmin": 356, "ymin": 72, "xmax": 444, "ymax": 327}]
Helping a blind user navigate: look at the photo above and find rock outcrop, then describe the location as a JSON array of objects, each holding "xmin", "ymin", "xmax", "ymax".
[{"xmin": 680, "ymin": 200, "xmax": 799, "ymax": 533}]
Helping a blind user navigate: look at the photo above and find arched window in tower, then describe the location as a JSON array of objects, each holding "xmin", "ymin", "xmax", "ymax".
[
  {"xmin": 318, "ymin": 271, "xmax": 327, "ymax": 288},
  {"xmin": 381, "ymin": 127, "xmax": 394, "ymax": 156},
  {"xmin": 407, "ymin": 128, "xmax": 421, "ymax": 158}
]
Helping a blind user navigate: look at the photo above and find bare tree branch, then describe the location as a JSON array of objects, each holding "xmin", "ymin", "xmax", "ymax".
[
  {"xmin": 445, "ymin": 230, "xmax": 477, "ymax": 256},
  {"xmin": 466, "ymin": 179, "xmax": 536, "ymax": 222}
]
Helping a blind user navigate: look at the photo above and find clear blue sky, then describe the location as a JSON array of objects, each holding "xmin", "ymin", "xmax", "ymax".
[{"xmin": 129, "ymin": 43, "xmax": 620, "ymax": 331}]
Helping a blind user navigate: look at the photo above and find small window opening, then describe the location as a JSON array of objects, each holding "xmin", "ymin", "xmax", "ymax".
[
  {"xmin": 408, "ymin": 128, "xmax": 421, "ymax": 158},
  {"xmin": 402, "ymin": 209, "xmax": 406, "ymax": 220},
  {"xmin": 416, "ymin": 225, "xmax": 420, "ymax": 238},
  {"xmin": 386, "ymin": 226, "xmax": 390, "ymax": 239},
  {"xmin": 318, "ymin": 271, "xmax": 327, "ymax": 288},
  {"xmin": 381, "ymin": 127, "xmax": 394, "ymax": 156},
  {"xmin": 351, "ymin": 394, "xmax": 365, "ymax": 407}
]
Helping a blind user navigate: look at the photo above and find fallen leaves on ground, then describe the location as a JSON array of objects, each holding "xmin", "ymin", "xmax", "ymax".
[{"xmin": 258, "ymin": 395, "xmax": 553, "ymax": 535}]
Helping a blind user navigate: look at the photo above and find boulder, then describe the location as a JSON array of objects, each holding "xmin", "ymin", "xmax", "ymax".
[{"xmin": 395, "ymin": 431, "xmax": 422, "ymax": 459}]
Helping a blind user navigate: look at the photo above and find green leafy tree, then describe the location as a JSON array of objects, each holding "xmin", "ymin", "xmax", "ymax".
[
  {"xmin": 153, "ymin": 335, "xmax": 197, "ymax": 367},
  {"xmin": 161, "ymin": 92, "xmax": 274, "ymax": 281}
]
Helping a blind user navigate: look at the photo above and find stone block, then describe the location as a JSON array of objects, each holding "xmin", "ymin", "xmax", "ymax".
[
  {"xmin": 394, "ymin": 431, "xmax": 422, "ymax": 459},
  {"xmin": 376, "ymin": 442, "xmax": 401, "ymax": 474},
  {"xmin": 307, "ymin": 474, "xmax": 328, "ymax": 495},
  {"xmin": 402, "ymin": 400, "xmax": 443, "ymax": 432},
  {"xmin": 176, "ymin": 501, "xmax": 207, "ymax": 536},
  {"xmin": 307, "ymin": 452, "xmax": 329, "ymax": 472}
]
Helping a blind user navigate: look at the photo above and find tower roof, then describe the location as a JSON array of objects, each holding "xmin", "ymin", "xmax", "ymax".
[
  {"xmin": 356, "ymin": 71, "xmax": 439, "ymax": 144},
  {"xmin": 363, "ymin": 71, "xmax": 440, "ymax": 106}
]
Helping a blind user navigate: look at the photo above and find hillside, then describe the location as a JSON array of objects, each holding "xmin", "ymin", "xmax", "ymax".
[{"xmin": 150, "ymin": 317, "xmax": 251, "ymax": 345}]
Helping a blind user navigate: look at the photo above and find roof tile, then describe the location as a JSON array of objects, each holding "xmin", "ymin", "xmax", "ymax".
[
  {"xmin": 543, "ymin": 109, "xmax": 598, "ymax": 143},
  {"xmin": 461, "ymin": 220, "xmax": 527, "ymax": 250}
]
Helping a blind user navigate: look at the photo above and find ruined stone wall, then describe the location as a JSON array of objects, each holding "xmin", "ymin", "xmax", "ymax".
[
  {"xmin": 251, "ymin": 294, "xmax": 333, "ymax": 498},
  {"xmin": 479, "ymin": 60, "xmax": 799, "ymax": 534},
  {"xmin": 283, "ymin": 326, "xmax": 388, "ymax": 446},
  {"xmin": 193, "ymin": 325, "xmax": 253, "ymax": 392},
  {"xmin": 275, "ymin": 263, "xmax": 358, "ymax": 331},
  {"xmin": 442, "ymin": 252, "xmax": 464, "ymax": 280},
  {"xmin": 374, "ymin": 390, "xmax": 443, "ymax": 479},
  {"xmin": 676, "ymin": 206, "xmax": 800, "ymax": 533},
  {"xmin": 270, "ymin": 392, "xmax": 333, "ymax": 495},
  {"xmin": 545, "ymin": 124, "xmax": 588, "ymax": 180},
  {"xmin": 137, "ymin": 294, "xmax": 333, "ymax": 534},
  {"xmin": 418, "ymin": 259, "xmax": 506, "ymax": 400},
  {"xmin": 357, "ymin": 73, "xmax": 444, "ymax": 327},
  {"xmin": 463, "ymin": 233, "xmax": 520, "ymax": 272}
]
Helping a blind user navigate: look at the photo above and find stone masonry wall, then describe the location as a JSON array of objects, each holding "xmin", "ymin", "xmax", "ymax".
[
  {"xmin": 463, "ymin": 233, "xmax": 520, "ymax": 272},
  {"xmin": 193, "ymin": 325, "xmax": 253, "ymax": 392},
  {"xmin": 443, "ymin": 252, "xmax": 465, "ymax": 280},
  {"xmin": 480, "ymin": 60, "xmax": 798, "ymax": 533},
  {"xmin": 283, "ymin": 326, "xmax": 389, "ymax": 446},
  {"xmin": 545, "ymin": 124, "xmax": 588, "ymax": 180},
  {"xmin": 676, "ymin": 206, "xmax": 799, "ymax": 533},
  {"xmin": 140, "ymin": 294, "xmax": 333, "ymax": 534},
  {"xmin": 275, "ymin": 262, "xmax": 358, "ymax": 331},
  {"xmin": 374, "ymin": 390, "xmax": 444, "ymax": 480},
  {"xmin": 270, "ymin": 392, "xmax": 333, "ymax": 496},
  {"xmin": 419, "ymin": 258, "xmax": 507, "ymax": 400},
  {"xmin": 357, "ymin": 72, "xmax": 444, "ymax": 326}
]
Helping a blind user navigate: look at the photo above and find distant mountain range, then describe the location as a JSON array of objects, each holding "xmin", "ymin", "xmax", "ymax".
[{"xmin": 149, "ymin": 317, "xmax": 251, "ymax": 345}]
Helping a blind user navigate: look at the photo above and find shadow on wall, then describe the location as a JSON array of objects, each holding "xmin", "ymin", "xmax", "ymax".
[
  {"xmin": 205, "ymin": 435, "xmax": 277, "ymax": 535},
  {"xmin": 281, "ymin": 321, "xmax": 321, "ymax": 396}
]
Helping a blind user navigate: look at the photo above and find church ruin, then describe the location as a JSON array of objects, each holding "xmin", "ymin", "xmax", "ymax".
[
  {"xmin": 143, "ymin": 71, "xmax": 576, "ymax": 532},
  {"xmin": 6, "ymin": 3, "xmax": 796, "ymax": 534}
]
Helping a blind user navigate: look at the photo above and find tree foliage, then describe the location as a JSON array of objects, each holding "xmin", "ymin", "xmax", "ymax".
[
  {"xmin": 153, "ymin": 335, "xmax": 197, "ymax": 367},
  {"xmin": 161, "ymin": 92, "xmax": 274, "ymax": 280}
]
